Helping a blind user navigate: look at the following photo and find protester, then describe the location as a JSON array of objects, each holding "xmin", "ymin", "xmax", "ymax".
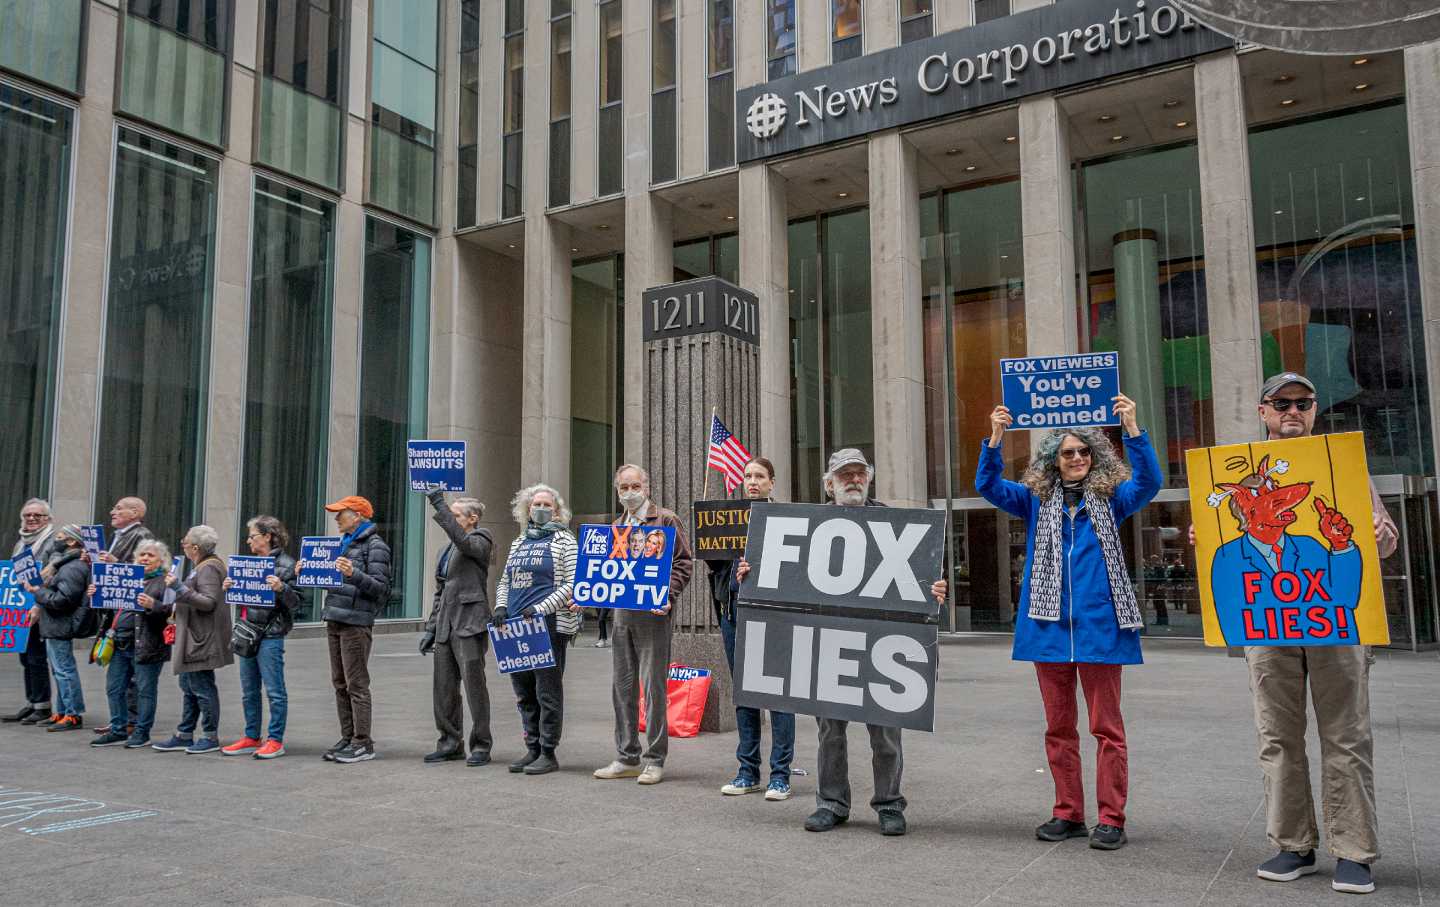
[
  {"xmin": 23, "ymin": 524, "xmax": 90, "ymax": 731},
  {"xmin": 593, "ymin": 465, "xmax": 693, "ymax": 785},
  {"xmin": 152, "ymin": 526, "xmax": 232, "ymax": 754},
  {"xmin": 418, "ymin": 491, "xmax": 494, "ymax": 767},
  {"xmin": 494, "ymin": 484, "xmax": 579, "ymax": 776},
  {"xmin": 1219, "ymin": 372, "xmax": 1397, "ymax": 895},
  {"xmin": 5, "ymin": 499, "xmax": 59, "ymax": 724},
  {"xmin": 313, "ymin": 496, "xmax": 391, "ymax": 764},
  {"xmin": 92, "ymin": 496, "xmax": 152, "ymax": 737},
  {"xmin": 708, "ymin": 457, "xmax": 796, "ymax": 801},
  {"xmin": 219, "ymin": 516, "xmax": 297, "ymax": 759},
  {"xmin": 976, "ymin": 395, "xmax": 1160, "ymax": 851},
  {"xmin": 91, "ymin": 540, "xmax": 175, "ymax": 747}
]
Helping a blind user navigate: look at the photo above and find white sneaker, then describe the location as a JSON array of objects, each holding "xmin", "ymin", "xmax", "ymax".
[
  {"xmin": 593, "ymin": 760, "xmax": 642, "ymax": 780},
  {"xmin": 637, "ymin": 764, "xmax": 664, "ymax": 785},
  {"xmin": 721, "ymin": 776, "xmax": 762, "ymax": 796}
]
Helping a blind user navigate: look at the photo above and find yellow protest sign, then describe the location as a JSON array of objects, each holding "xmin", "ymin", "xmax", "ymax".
[{"xmin": 1186, "ymin": 432, "xmax": 1387, "ymax": 647}]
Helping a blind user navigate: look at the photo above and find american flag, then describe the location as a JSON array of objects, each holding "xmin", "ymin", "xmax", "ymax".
[{"xmin": 707, "ymin": 414, "xmax": 752, "ymax": 494}]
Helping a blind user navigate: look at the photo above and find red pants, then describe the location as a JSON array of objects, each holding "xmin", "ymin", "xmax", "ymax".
[{"xmin": 1034, "ymin": 662, "xmax": 1128, "ymax": 827}]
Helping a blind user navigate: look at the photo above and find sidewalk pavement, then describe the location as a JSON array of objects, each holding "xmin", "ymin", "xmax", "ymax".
[{"xmin": 0, "ymin": 633, "xmax": 1435, "ymax": 906}]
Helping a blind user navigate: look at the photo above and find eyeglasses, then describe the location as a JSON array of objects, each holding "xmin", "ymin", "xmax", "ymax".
[
  {"xmin": 1264, "ymin": 397, "xmax": 1316, "ymax": 412},
  {"xmin": 20, "ymin": 513, "xmax": 47, "ymax": 521},
  {"xmin": 1059, "ymin": 446, "xmax": 1092, "ymax": 460}
]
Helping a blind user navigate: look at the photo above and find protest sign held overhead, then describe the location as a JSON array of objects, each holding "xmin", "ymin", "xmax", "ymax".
[
  {"xmin": 0, "ymin": 560, "xmax": 34, "ymax": 652},
  {"xmin": 1187, "ymin": 432, "xmax": 1387, "ymax": 646},
  {"xmin": 91, "ymin": 562, "xmax": 145, "ymax": 611},
  {"xmin": 297, "ymin": 537, "xmax": 344, "ymax": 589},
  {"xmin": 79, "ymin": 524, "xmax": 106, "ymax": 558},
  {"xmin": 1000, "ymin": 353, "xmax": 1120, "ymax": 429},
  {"xmin": 692, "ymin": 499, "xmax": 753, "ymax": 561},
  {"xmin": 488, "ymin": 614, "xmax": 558, "ymax": 674},
  {"xmin": 572, "ymin": 524, "xmax": 676, "ymax": 611},
  {"xmin": 407, "ymin": 439, "xmax": 466, "ymax": 491},
  {"xmin": 226, "ymin": 556, "xmax": 276, "ymax": 607},
  {"xmin": 10, "ymin": 547, "xmax": 38, "ymax": 587}
]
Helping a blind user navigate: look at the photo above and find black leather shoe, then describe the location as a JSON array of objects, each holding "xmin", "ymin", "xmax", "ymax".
[
  {"xmin": 524, "ymin": 753, "xmax": 559, "ymax": 775},
  {"xmin": 1090, "ymin": 824, "xmax": 1127, "ymax": 850},
  {"xmin": 423, "ymin": 749, "xmax": 463, "ymax": 764},
  {"xmin": 1036, "ymin": 817, "xmax": 1089, "ymax": 841},
  {"xmin": 878, "ymin": 809, "xmax": 907, "ymax": 836},
  {"xmin": 804, "ymin": 809, "xmax": 848, "ymax": 832},
  {"xmin": 2, "ymin": 705, "xmax": 35, "ymax": 723},
  {"xmin": 19, "ymin": 708, "xmax": 51, "ymax": 725},
  {"xmin": 466, "ymin": 751, "xmax": 491, "ymax": 767},
  {"xmin": 509, "ymin": 749, "xmax": 540, "ymax": 773}
]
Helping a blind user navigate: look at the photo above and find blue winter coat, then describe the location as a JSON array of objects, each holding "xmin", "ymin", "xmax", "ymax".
[{"xmin": 976, "ymin": 431, "xmax": 1162, "ymax": 665}]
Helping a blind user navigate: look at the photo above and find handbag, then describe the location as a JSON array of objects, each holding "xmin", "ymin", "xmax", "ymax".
[
  {"xmin": 637, "ymin": 663, "xmax": 713, "ymax": 738},
  {"xmin": 231, "ymin": 607, "xmax": 280, "ymax": 659},
  {"xmin": 88, "ymin": 631, "xmax": 114, "ymax": 667}
]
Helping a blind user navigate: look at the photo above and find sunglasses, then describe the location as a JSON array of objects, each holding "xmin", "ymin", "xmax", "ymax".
[
  {"xmin": 1059, "ymin": 446, "xmax": 1092, "ymax": 460},
  {"xmin": 1264, "ymin": 397, "xmax": 1316, "ymax": 412}
]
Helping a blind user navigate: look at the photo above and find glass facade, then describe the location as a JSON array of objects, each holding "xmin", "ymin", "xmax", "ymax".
[
  {"xmin": 900, "ymin": 0, "xmax": 932, "ymax": 43},
  {"xmin": 241, "ymin": 176, "xmax": 334, "ymax": 623},
  {"xmin": 571, "ymin": 256, "xmax": 624, "ymax": 519},
  {"xmin": 96, "ymin": 128, "xmax": 219, "ymax": 548},
  {"xmin": 674, "ymin": 233, "xmax": 738, "ymax": 284},
  {"xmin": 369, "ymin": 0, "xmax": 438, "ymax": 224},
  {"xmin": 458, "ymin": 0, "xmax": 479, "ymax": 226},
  {"xmin": 550, "ymin": 2, "xmax": 572, "ymax": 206},
  {"xmin": 707, "ymin": 0, "xmax": 734, "ymax": 170},
  {"xmin": 257, "ymin": 0, "xmax": 344, "ymax": 191},
  {"xmin": 502, "ymin": 2, "xmax": 523, "ymax": 218},
  {"xmin": 597, "ymin": 0, "xmax": 624, "ymax": 197},
  {"xmin": 832, "ymin": 0, "xmax": 861, "ymax": 63},
  {"xmin": 652, "ymin": 0, "xmax": 677, "ymax": 184},
  {"xmin": 766, "ymin": 0, "xmax": 795, "ymax": 80},
  {"xmin": 0, "ymin": 82, "xmax": 72, "ymax": 551},
  {"xmin": 358, "ymin": 217, "xmax": 430, "ymax": 619},
  {"xmin": 974, "ymin": 0, "xmax": 1008, "ymax": 25},
  {"xmin": 0, "ymin": 0, "xmax": 85, "ymax": 93},
  {"xmin": 119, "ymin": 0, "xmax": 231, "ymax": 146},
  {"xmin": 790, "ymin": 209, "xmax": 873, "ymax": 503}
]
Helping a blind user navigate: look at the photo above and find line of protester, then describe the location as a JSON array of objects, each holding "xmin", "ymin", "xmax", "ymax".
[{"xmin": 3, "ymin": 370, "xmax": 1395, "ymax": 895}]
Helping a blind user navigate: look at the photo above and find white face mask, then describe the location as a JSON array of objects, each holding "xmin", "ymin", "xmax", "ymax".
[
  {"xmin": 530, "ymin": 506, "xmax": 554, "ymax": 525},
  {"xmin": 618, "ymin": 490, "xmax": 646, "ymax": 512}
]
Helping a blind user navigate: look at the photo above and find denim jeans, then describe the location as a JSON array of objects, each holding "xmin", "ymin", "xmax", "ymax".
[
  {"xmin": 132, "ymin": 660, "xmax": 165, "ymax": 739},
  {"xmin": 719, "ymin": 605, "xmax": 795, "ymax": 784},
  {"xmin": 105, "ymin": 645, "xmax": 138, "ymax": 733},
  {"xmin": 239, "ymin": 637, "xmax": 288, "ymax": 741},
  {"xmin": 45, "ymin": 638, "xmax": 84, "ymax": 716},
  {"xmin": 176, "ymin": 669, "xmax": 219, "ymax": 738}
]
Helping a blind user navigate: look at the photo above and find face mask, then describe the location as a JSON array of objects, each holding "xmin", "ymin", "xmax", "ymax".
[
  {"xmin": 618, "ymin": 490, "xmax": 646, "ymax": 512},
  {"xmin": 530, "ymin": 506, "xmax": 554, "ymax": 525}
]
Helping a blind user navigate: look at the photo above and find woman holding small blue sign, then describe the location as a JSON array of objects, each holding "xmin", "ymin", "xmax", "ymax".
[
  {"xmin": 219, "ymin": 516, "xmax": 297, "ymax": 760},
  {"xmin": 493, "ymin": 484, "xmax": 578, "ymax": 776},
  {"xmin": 24, "ymin": 524, "xmax": 91, "ymax": 731},
  {"xmin": 976, "ymin": 394, "xmax": 1160, "ymax": 852}
]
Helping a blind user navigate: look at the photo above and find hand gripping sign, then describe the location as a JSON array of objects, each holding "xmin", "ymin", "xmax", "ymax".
[
  {"xmin": 296, "ymin": 537, "xmax": 344, "ymax": 589},
  {"xmin": 0, "ymin": 560, "xmax": 35, "ymax": 652},
  {"xmin": 10, "ymin": 547, "xmax": 39, "ymax": 587},
  {"xmin": 488, "ymin": 614, "xmax": 557, "ymax": 674},
  {"xmin": 1000, "ymin": 353, "xmax": 1120, "ymax": 429},
  {"xmin": 734, "ymin": 503, "xmax": 945, "ymax": 732},
  {"xmin": 572, "ymin": 524, "xmax": 676, "ymax": 611},
  {"xmin": 1187, "ymin": 432, "xmax": 1388, "ymax": 646},
  {"xmin": 407, "ymin": 439, "xmax": 466, "ymax": 492},
  {"xmin": 226, "ymin": 556, "xmax": 276, "ymax": 607},
  {"xmin": 91, "ymin": 562, "xmax": 146, "ymax": 611}
]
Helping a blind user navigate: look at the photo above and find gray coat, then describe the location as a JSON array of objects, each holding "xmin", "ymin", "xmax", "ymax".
[
  {"xmin": 169, "ymin": 557, "xmax": 234, "ymax": 673},
  {"xmin": 424, "ymin": 497, "xmax": 493, "ymax": 643}
]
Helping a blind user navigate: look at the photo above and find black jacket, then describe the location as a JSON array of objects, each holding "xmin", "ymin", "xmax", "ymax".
[
  {"xmin": 32, "ymin": 550, "xmax": 89, "ymax": 640},
  {"xmin": 425, "ymin": 495, "xmax": 494, "ymax": 643},
  {"xmin": 108, "ymin": 523, "xmax": 154, "ymax": 563},
  {"xmin": 134, "ymin": 573, "xmax": 172, "ymax": 665},
  {"xmin": 321, "ymin": 525, "xmax": 392, "ymax": 627},
  {"xmin": 237, "ymin": 551, "xmax": 299, "ymax": 638}
]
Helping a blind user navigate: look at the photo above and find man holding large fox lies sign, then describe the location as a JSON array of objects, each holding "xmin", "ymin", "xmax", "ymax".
[{"xmin": 1187, "ymin": 372, "xmax": 1396, "ymax": 896}]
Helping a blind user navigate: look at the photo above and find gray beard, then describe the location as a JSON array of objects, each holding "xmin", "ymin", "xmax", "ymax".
[{"xmin": 834, "ymin": 487, "xmax": 868, "ymax": 506}]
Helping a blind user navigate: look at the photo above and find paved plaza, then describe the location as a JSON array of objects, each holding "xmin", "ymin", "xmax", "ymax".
[{"xmin": 0, "ymin": 632, "xmax": 1435, "ymax": 906}]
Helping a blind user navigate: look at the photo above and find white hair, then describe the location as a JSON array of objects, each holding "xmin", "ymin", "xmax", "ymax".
[
  {"xmin": 183, "ymin": 524, "xmax": 220, "ymax": 555},
  {"xmin": 136, "ymin": 539, "xmax": 172, "ymax": 564},
  {"xmin": 21, "ymin": 498, "xmax": 51, "ymax": 515},
  {"xmin": 613, "ymin": 464, "xmax": 650, "ymax": 486},
  {"xmin": 510, "ymin": 484, "xmax": 572, "ymax": 527}
]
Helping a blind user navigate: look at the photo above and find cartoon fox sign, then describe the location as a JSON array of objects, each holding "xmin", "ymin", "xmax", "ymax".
[{"xmin": 1186, "ymin": 432, "xmax": 1388, "ymax": 647}]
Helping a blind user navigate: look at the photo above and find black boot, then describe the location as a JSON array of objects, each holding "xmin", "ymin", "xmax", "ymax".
[
  {"xmin": 524, "ymin": 751, "xmax": 559, "ymax": 775},
  {"xmin": 509, "ymin": 748, "xmax": 541, "ymax": 773}
]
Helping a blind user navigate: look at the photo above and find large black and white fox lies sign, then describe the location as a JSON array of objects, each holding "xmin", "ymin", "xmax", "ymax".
[{"xmin": 734, "ymin": 504, "xmax": 945, "ymax": 731}]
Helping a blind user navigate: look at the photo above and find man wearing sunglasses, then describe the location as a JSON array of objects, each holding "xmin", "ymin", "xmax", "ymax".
[{"xmin": 1245, "ymin": 371, "xmax": 1397, "ymax": 895}]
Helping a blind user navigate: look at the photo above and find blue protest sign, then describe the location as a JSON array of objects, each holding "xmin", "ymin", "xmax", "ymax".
[
  {"xmin": 297, "ymin": 537, "xmax": 344, "ymax": 589},
  {"xmin": 0, "ymin": 560, "xmax": 34, "ymax": 652},
  {"xmin": 226, "ymin": 556, "xmax": 276, "ymax": 607},
  {"xmin": 407, "ymin": 439, "xmax": 466, "ymax": 492},
  {"xmin": 11, "ymin": 546, "xmax": 39, "ymax": 587},
  {"xmin": 91, "ymin": 562, "xmax": 145, "ymax": 611},
  {"xmin": 573, "ymin": 524, "xmax": 676, "ymax": 611},
  {"xmin": 487, "ymin": 614, "xmax": 557, "ymax": 674},
  {"xmin": 1000, "ymin": 352, "xmax": 1120, "ymax": 429},
  {"xmin": 79, "ymin": 524, "xmax": 106, "ymax": 558},
  {"xmin": 171, "ymin": 556, "xmax": 186, "ymax": 581}
]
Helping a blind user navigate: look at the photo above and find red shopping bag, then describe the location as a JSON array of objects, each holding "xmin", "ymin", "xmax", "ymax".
[{"xmin": 638, "ymin": 663, "xmax": 712, "ymax": 738}]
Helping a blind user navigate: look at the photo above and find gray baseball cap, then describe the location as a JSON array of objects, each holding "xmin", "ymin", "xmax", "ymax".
[
  {"xmin": 1260, "ymin": 372, "xmax": 1317, "ymax": 400},
  {"xmin": 826, "ymin": 448, "xmax": 871, "ymax": 476}
]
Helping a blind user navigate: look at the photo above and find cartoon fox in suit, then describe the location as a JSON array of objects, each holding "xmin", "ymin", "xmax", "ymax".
[{"xmin": 1207, "ymin": 455, "xmax": 1362, "ymax": 645}]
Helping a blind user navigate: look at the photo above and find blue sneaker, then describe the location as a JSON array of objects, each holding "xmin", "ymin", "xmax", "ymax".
[
  {"xmin": 1257, "ymin": 849, "xmax": 1317, "ymax": 882},
  {"xmin": 186, "ymin": 737, "xmax": 220, "ymax": 754},
  {"xmin": 124, "ymin": 734, "xmax": 151, "ymax": 749},
  {"xmin": 765, "ymin": 779, "xmax": 792, "ymax": 801},
  {"xmin": 720, "ymin": 775, "xmax": 762, "ymax": 795},
  {"xmin": 1333, "ymin": 859, "xmax": 1375, "ymax": 894},
  {"xmin": 151, "ymin": 734, "xmax": 192, "ymax": 752}
]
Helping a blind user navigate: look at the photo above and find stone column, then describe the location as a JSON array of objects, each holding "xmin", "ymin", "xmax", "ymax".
[
  {"xmin": 864, "ymin": 0, "xmax": 899, "ymax": 48},
  {"xmin": 1405, "ymin": 41, "xmax": 1440, "ymax": 477},
  {"xmin": 934, "ymin": 0, "xmax": 973, "ymax": 35},
  {"xmin": 739, "ymin": 163, "xmax": 790, "ymax": 491},
  {"xmin": 678, "ymin": 0, "xmax": 707, "ymax": 179},
  {"xmin": 798, "ymin": 0, "xmax": 829, "ymax": 70},
  {"xmin": 476, "ymin": 0, "xmax": 503, "ymax": 221},
  {"xmin": 1195, "ymin": 50, "xmax": 1264, "ymax": 444},
  {"xmin": 1019, "ymin": 94, "xmax": 1078, "ymax": 358},
  {"xmin": 869, "ymin": 131, "xmax": 927, "ymax": 509}
]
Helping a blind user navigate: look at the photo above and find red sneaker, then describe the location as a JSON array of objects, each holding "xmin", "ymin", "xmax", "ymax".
[
  {"xmin": 254, "ymin": 739, "xmax": 286, "ymax": 760},
  {"xmin": 222, "ymin": 737, "xmax": 262, "ymax": 756}
]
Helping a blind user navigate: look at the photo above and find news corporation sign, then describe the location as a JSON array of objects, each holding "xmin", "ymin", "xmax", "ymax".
[{"xmin": 735, "ymin": 0, "xmax": 1232, "ymax": 165}]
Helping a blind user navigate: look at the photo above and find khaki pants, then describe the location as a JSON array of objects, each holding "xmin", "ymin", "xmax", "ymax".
[{"xmin": 1246, "ymin": 645, "xmax": 1378, "ymax": 863}]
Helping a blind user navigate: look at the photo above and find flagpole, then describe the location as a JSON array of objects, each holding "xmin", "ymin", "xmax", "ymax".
[{"xmin": 702, "ymin": 408, "xmax": 715, "ymax": 500}]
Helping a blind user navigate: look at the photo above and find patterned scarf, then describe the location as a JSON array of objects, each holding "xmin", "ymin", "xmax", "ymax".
[
  {"xmin": 525, "ymin": 520, "xmax": 569, "ymax": 540},
  {"xmin": 1028, "ymin": 480, "xmax": 1143, "ymax": 630}
]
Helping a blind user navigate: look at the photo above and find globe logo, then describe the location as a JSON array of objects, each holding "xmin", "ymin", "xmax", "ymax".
[{"xmin": 745, "ymin": 93, "xmax": 788, "ymax": 140}]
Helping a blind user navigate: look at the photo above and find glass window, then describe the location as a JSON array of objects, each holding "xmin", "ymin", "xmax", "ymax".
[
  {"xmin": 0, "ymin": 83, "xmax": 72, "ymax": 546},
  {"xmin": 974, "ymin": 0, "xmax": 1008, "ymax": 25},
  {"xmin": 1128, "ymin": 500, "xmax": 1205, "ymax": 637},
  {"xmin": 505, "ymin": 0, "xmax": 524, "ymax": 34},
  {"xmin": 0, "ymin": 0, "xmax": 85, "ymax": 93},
  {"xmin": 551, "ymin": 16, "xmax": 572, "ymax": 120},
  {"xmin": 358, "ymin": 217, "xmax": 430, "ymax": 619},
  {"xmin": 502, "ymin": 27, "xmax": 523, "ymax": 218},
  {"xmin": 550, "ymin": 8, "xmax": 572, "ymax": 207},
  {"xmin": 709, "ymin": 0, "xmax": 733, "ymax": 73},
  {"xmin": 598, "ymin": 1, "xmax": 623, "ymax": 197},
  {"xmin": 599, "ymin": 1, "xmax": 623, "ymax": 107},
  {"xmin": 654, "ymin": 0, "xmax": 676, "ymax": 90},
  {"xmin": 790, "ymin": 208, "xmax": 873, "ymax": 502},
  {"xmin": 369, "ymin": 0, "xmax": 437, "ymax": 223},
  {"xmin": 241, "ymin": 177, "xmax": 334, "ymax": 623},
  {"xmin": 1079, "ymin": 144, "xmax": 1210, "ymax": 486},
  {"xmin": 900, "ymin": 0, "xmax": 932, "ymax": 43},
  {"xmin": 571, "ymin": 256, "xmax": 624, "ymax": 519},
  {"xmin": 652, "ymin": 0, "xmax": 676, "ymax": 185},
  {"xmin": 1250, "ymin": 102, "xmax": 1431, "ymax": 475},
  {"xmin": 767, "ymin": 0, "xmax": 795, "ymax": 80},
  {"xmin": 708, "ymin": 0, "xmax": 734, "ymax": 171},
  {"xmin": 832, "ymin": 0, "xmax": 861, "ymax": 63},
  {"xmin": 458, "ymin": 0, "xmax": 479, "ymax": 227},
  {"xmin": 257, "ymin": 0, "xmax": 345, "ymax": 191},
  {"xmin": 96, "ymin": 129, "xmax": 219, "ymax": 548},
  {"xmin": 119, "ymin": 3, "xmax": 230, "ymax": 146},
  {"xmin": 262, "ymin": 0, "xmax": 341, "ymax": 102},
  {"xmin": 673, "ymin": 233, "xmax": 739, "ymax": 283}
]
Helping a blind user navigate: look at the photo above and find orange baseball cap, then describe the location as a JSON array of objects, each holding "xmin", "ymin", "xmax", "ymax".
[{"xmin": 324, "ymin": 496, "xmax": 374, "ymax": 519}]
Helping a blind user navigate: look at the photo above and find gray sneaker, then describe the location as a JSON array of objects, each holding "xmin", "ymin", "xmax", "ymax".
[
  {"xmin": 1257, "ymin": 849, "xmax": 1318, "ymax": 882},
  {"xmin": 1332, "ymin": 859, "xmax": 1375, "ymax": 894}
]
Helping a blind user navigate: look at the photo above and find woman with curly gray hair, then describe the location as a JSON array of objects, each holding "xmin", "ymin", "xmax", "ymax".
[{"xmin": 976, "ymin": 393, "xmax": 1160, "ymax": 853}]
